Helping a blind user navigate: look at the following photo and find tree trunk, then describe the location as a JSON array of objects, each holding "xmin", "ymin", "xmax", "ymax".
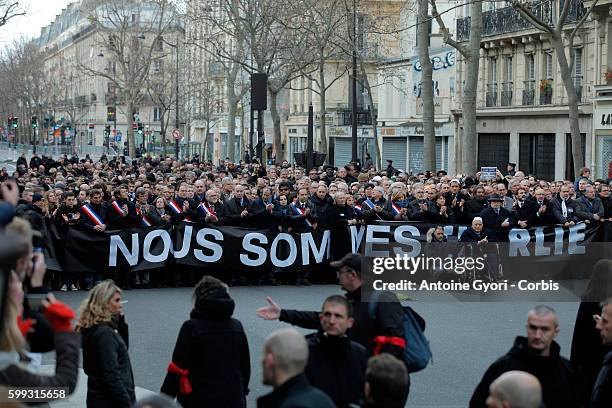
[
  {"xmin": 418, "ymin": 0, "xmax": 435, "ymax": 172},
  {"xmin": 127, "ymin": 100, "xmax": 136, "ymax": 157},
  {"xmin": 270, "ymin": 89, "xmax": 282, "ymax": 160},
  {"xmin": 319, "ymin": 66, "xmax": 328, "ymax": 161},
  {"xmin": 360, "ymin": 64, "xmax": 382, "ymax": 170},
  {"xmin": 161, "ymin": 112, "xmax": 167, "ymax": 157},
  {"xmin": 461, "ymin": 1, "xmax": 482, "ymax": 175},
  {"xmin": 227, "ymin": 97, "xmax": 237, "ymax": 162},
  {"xmin": 552, "ymin": 34, "xmax": 583, "ymax": 176}
]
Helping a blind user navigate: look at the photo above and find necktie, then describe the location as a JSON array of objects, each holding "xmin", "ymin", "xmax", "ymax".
[
  {"xmin": 561, "ymin": 199, "xmax": 568, "ymax": 218},
  {"xmin": 495, "ymin": 209, "xmax": 499, "ymax": 215}
]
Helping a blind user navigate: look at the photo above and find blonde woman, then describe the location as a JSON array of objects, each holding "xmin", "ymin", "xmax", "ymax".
[
  {"xmin": 0, "ymin": 270, "xmax": 79, "ymax": 395},
  {"xmin": 77, "ymin": 280, "xmax": 134, "ymax": 408}
]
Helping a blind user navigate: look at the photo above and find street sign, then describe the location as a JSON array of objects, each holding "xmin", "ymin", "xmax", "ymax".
[
  {"xmin": 116, "ymin": 135, "xmax": 122, "ymax": 142},
  {"xmin": 172, "ymin": 128, "xmax": 181, "ymax": 140}
]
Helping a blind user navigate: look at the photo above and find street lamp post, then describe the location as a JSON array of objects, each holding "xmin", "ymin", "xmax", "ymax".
[
  {"xmin": 351, "ymin": 0, "xmax": 358, "ymax": 164},
  {"xmin": 160, "ymin": 37, "xmax": 181, "ymax": 160}
]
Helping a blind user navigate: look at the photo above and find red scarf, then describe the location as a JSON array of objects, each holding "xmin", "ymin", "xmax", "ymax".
[
  {"xmin": 373, "ymin": 336, "xmax": 406, "ymax": 356},
  {"xmin": 167, "ymin": 362, "xmax": 192, "ymax": 394}
]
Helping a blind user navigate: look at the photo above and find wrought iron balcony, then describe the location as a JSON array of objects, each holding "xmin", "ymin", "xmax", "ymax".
[
  {"xmin": 501, "ymin": 82, "xmax": 513, "ymax": 106},
  {"xmin": 75, "ymin": 95, "xmax": 88, "ymax": 106},
  {"xmin": 335, "ymin": 107, "xmax": 375, "ymax": 126},
  {"xmin": 522, "ymin": 80, "xmax": 535, "ymax": 105},
  {"xmin": 457, "ymin": 0, "xmax": 585, "ymax": 42},
  {"xmin": 539, "ymin": 79, "xmax": 553, "ymax": 104},
  {"xmin": 486, "ymin": 83, "xmax": 498, "ymax": 107}
]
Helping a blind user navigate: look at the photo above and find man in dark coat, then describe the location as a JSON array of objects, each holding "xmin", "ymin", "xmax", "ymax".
[
  {"xmin": 257, "ymin": 328, "xmax": 334, "ymax": 408},
  {"xmin": 166, "ymin": 183, "xmax": 199, "ymax": 225},
  {"xmin": 257, "ymin": 253, "xmax": 407, "ymax": 364},
  {"xmin": 576, "ymin": 184, "xmax": 605, "ymax": 223},
  {"xmin": 79, "ymin": 189, "xmax": 107, "ymax": 232},
  {"xmin": 530, "ymin": 188, "xmax": 554, "ymax": 226},
  {"xmin": 511, "ymin": 188, "xmax": 537, "ymax": 228},
  {"xmin": 251, "ymin": 187, "xmax": 276, "ymax": 227},
  {"xmin": 552, "ymin": 184, "xmax": 580, "ymax": 226},
  {"xmin": 106, "ymin": 185, "xmax": 138, "ymax": 229},
  {"xmin": 470, "ymin": 305, "xmax": 587, "ymax": 408},
  {"xmin": 479, "ymin": 194, "xmax": 511, "ymax": 242},
  {"xmin": 309, "ymin": 184, "xmax": 334, "ymax": 229},
  {"xmin": 464, "ymin": 186, "xmax": 488, "ymax": 223},
  {"xmin": 220, "ymin": 183, "xmax": 253, "ymax": 225},
  {"xmin": 591, "ymin": 298, "xmax": 612, "ymax": 407},
  {"xmin": 305, "ymin": 296, "xmax": 368, "ymax": 408}
]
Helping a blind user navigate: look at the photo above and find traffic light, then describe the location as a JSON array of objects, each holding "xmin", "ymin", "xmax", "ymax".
[
  {"xmin": 137, "ymin": 122, "xmax": 144, "ymax": 135},
  {"xmin": 104, "ymin": 125, "xmax": 111, "ymax": 136},
  {"xmin": 31, "ymin": 116, "xmax": 38, "ymax": 129},
  {"xmin": 8, "ymin": 116, "xmax": 18, "ymax": 129},
  {"xmin": 43, "ymin": 116, "xmax": 50, "ymax": 128},
  {"xmin": 107, "ymin": 106, "xmax": 116, "ymax": 122}
]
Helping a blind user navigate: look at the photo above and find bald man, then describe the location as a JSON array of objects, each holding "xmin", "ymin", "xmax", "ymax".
[
  {"xmin": 257, "ymin": 329, "xmax": 334, "ymax": 408},
  {"xmin": 470, "ymin": 305, "xmax": 586, "ymax": 408},
  {"xmin": 486, "ymin": 371, "xmax": 542, "ymax": 408}
]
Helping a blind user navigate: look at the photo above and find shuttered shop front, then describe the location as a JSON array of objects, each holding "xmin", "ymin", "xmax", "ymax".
[{"xmin": 382, "ymin": 137, "xmax": 407, "ymax": 171}]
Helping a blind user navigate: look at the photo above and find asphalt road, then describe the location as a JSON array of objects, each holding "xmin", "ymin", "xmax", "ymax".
[{"xmin": 49, "ymin": 285, "xmax": 582, "ymax": 408}]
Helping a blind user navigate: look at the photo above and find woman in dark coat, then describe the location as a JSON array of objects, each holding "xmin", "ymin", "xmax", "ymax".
[
  {"xmin": 77, "ymin": 280, "xmax": 134, "ymax": 408},
  {"xmin": 571, "ymin": 259, "xmax": 612, "ymax": 402},
  {"xmin": 161, "ymin": 276, "xmax": 251, "ymax": 408}
]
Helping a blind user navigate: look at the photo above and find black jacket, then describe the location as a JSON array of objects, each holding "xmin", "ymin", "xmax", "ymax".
[
  {"xmin": 81, "ymin": 319, "xmax": 135, "ymax": 408},
  {"xmin": 469, "ymin": 336, "xmax": 587, "ymax": 408},
  {"xmin": 221, "ymin": 197, "xmax": 253, "ymax": 225},
  {"xmin": 551, "ymin": 196, "xmax": 580, "ymax": 224},
  {"xmin": 310, "ymin": 194, "xmax": 334, "ymax": 228},
  {"xmin": 280, "ymin": 287, "xmax": 405, "ymax": 359},
  {"xmin": 305, "ymin": 331, "xmax": 368, "ymax": 408},
  {"xmin": 464, "ymin": 199, "xmax": 487, "ymax": 223},
  {"xmin": 590, "ymin": 351, "xmax": 612, "ymax": 408},
  {"xmin": 257, "ymin": 373, "xmax": 335, "ymax": 408},
  {"xmin": 161, "ymin": 292, "xmax": 250, "ymax": 408},
  {"xmin": 479, "ymin": 206, "xmax": 511, "ymax": 242},
  {"xmin": 571, "ymin": 302, "xmax": 612, "ymax": 403},
  {"xmin": 79, "ymin": 202, "xmax": 107, "ymax": 231},
  {"xmin": 459, "ymin": 227, "xmax": 493, "ymax": 243},
  {"xmin": 106, "ymin": 198, "xmax": 138, "ymax": 230}
]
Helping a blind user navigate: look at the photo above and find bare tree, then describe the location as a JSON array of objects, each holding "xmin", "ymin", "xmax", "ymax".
[
  {"xmin": 418, "ymin": 0, "xmax": 435, "ymax": 171},
  {"xmin": 431, "ymin": 0, "xmax": 482, "ymax": 174},
  {"xmin": 511, "ymin": 0, "xmax": 597, "ymax": 175},
  {"xmin": 146, "ymin": 49, "xmax": 176, "ymax": 156},
  {"xmin": 79, "ymin": 0, "xmax": 179, "ymax": 157},
  {"xmin": 0, "ymin": 1, "xmax": 25, "ymax": 27}
]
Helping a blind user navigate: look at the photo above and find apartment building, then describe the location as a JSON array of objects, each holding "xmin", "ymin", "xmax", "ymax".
[
  {"xmin": 453, "ymin": 0, "xmax": 606, "ymax": 180},
  {"xmin": 376, "ymin": 0, "xmax": 458, "ymax": 173},
  {"xmin": 37, "ymin": 0, "xmax": 183, "ymax": 154}
]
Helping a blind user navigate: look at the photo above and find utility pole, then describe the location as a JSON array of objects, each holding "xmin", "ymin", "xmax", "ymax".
[
  {"xmin": 351, "ymin": 0, "xmax": 358, "ymax": 164},
  {"xmin": 174, "ymin": 41, "xmax": 180, "ymax": 160}
]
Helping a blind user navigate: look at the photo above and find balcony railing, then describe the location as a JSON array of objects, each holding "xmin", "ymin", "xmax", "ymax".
[
  {"xmin": 539, "ymin": 79, "xmax": 553, "ymax": 105},
  {"xmin": 522, "ymin": 80, "xmax": 535, "ymax": 105},
  {"xmin": 457, "ymin": 0, "xmax": 585, "ymax": 41},
  {"xmin": 336, "ymin": 107, "xmax": 375, "ymax": 126},
  {"xmin": 486, "ymin": 83, "xmax": 498, "ymax": 107},
  {"xmin": 105, "ymin": 93, "xmax": 125, "ymax": 105},
  {"xmin": 501, "ymin": 82, "xmax": 513, "ymax": 106}
]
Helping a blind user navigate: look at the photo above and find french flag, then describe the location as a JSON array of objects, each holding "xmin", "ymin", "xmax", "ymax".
[
  {"xmin": 141, "ymin": 215, "xmax": 153, "ymax": 227},
  {"xmin": 354, "ymin": 204, "xmax": 362, "ymax": 213},
  {"xmin": 82, "ymin": 204, "xmax": 104, "ymax": 226}
]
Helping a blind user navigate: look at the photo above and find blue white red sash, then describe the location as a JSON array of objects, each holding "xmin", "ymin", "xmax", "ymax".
[
  {"xmin": 290, "ymin": 203, "xmax": 312, "ymax": 227},
  {"xmin": 136, "ymin": 208, "xmax": 153, "ymax": 227},
  {"xmin": 363, "ymin": 199, "xmax": 376, "ymax": 209},
  {"xmin": 391, "ymin": 202, "xmax": 402, "ymax": 216},
  {"xmin": 82, "ymin": 204, "xmax": 104, "ymax": 226},
  {"xmin": 198, "ymin": 202, "xmax": 216, "ymax": 217},
  {"xmin": 168, "ymin": 200, "xmax": 192, "ymax": 222},
  {"xmin": 354, "ymin": 204, "xmax": 362, "ymax": 213},
  {"xmin": 111, "ymin": 201, "xmax": 126, "ymax": 216}
]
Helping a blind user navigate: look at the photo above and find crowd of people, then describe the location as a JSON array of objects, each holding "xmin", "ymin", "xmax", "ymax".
[
  {"xmin": 0, "ymin": 152, "xmax": 612, "ymax": 407},
  {"xmin": 1, "ymin": 152, "xmax": 611, "ymax": 290}
]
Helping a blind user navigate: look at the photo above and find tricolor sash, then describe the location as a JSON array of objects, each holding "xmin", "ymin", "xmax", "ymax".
[
  {"xmin": 82, "ymin": 204, "xmax": 104, "ymax": 226},
  {"xmin": 354, "ymin": 204, "xmax": 362, "ymax": 213},
  {"xmin": 290, "ymin": 203, "xmax": 312, "ymax": 227},
  {"xmin": 136, "ymin": 208, "xmax": 153, "ymax": 227},
  {"xmin": 391, "ymin": 202, "xmax": 402, "ymax": 216},
  {"xmin": 198, "ymin": 202, "xmax": 216, "ymax": 217},
  {"xmin": 363, "ymin": 199, "xmax": 376, "ymax": 209},
  {"xmin": 111, "ymin": 201, "xmax": 126, "ymax": 216},
  {"xmin": 168, "ymin": 200, "xmax": 192, "ymax": 222}
]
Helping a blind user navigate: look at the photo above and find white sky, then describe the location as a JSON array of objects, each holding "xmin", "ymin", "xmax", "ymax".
[{"xmin": 0, "ymin": 0, "xmax": 74, "ymax": 45}]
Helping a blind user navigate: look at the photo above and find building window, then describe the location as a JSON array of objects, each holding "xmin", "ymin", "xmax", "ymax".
[
  {"xmin": 523, "ymin": 54, "xmax": 536, "ymax": 105},
  {"xmin": 486, "ymin": 57, "xmax": 498, "ymax": 107},
  {"xmin": 544, "ymin": 51, "xmax": 554, "ymax": 79},
  {"xmin": 153, "ymin": 107, "xmax": 161, "ymax": 122},
  {"xmin": 572, "ymin": 48, "xmax": 583, "ymax": 102},
  {"xmin": 502, "ymin": 56, "xmax": 513, "ymax": 106}
]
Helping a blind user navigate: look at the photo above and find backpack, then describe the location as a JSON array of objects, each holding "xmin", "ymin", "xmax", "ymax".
[{"xmin": 368, "ymin": 292, "xmax": 432, "ymax": 373}]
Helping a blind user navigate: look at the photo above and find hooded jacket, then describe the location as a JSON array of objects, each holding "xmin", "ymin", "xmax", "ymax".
[
  {"xmin": 161, "ymin": 289, "xmax": 250, "ymax": 408},
  {"xmin": 469, "ymin": 336, "xmax": 587, "ymax": 408}
]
